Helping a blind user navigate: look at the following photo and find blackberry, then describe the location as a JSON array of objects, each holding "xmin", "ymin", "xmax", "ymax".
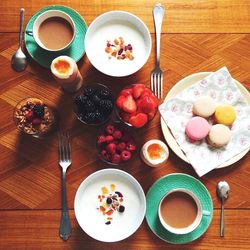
[
  {"xmin": 83, "ymin": 86, "xmax": 95, "ymax": 97},
  {"xmin": 97, "ymin": 89, "xmax": 112, "ymax": 99},
  {"xmin": 95, "ymin": 110, "xmax": 104, "ymax": 122},
  {"xmin": 32, "ymin": 104, "xmax": 45, "ymax": 118},
  {"xmin": 74, "ymin": 95, "xmax": 88, "ymax": 106},
  {"xmin": 83, "ymin": 112, "xmax": 96, "ymax": 124},
  {"xmin": 83, "ymin": 100, "xmax": 95, "ymax": 112},
  {"xmin": 92, "ymin": 95, "xmax": 101, "ymax": 105},
  {"xmin": 99, "ymin": 100, "xmax": 113, "ymax": 114}
]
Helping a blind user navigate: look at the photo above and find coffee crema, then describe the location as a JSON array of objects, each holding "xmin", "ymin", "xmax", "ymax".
[
  {"xmin": 160, "ymin": 191, "xmax": 198, "ymax": 228},
  {"xmin": 38, "ymin": 17, "xmax": 74, "ymax": 50}
]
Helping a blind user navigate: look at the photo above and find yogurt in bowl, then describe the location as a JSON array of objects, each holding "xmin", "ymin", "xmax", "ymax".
[
  {"xmin": 85, "ymin": 11, "xmax": 151, "ymax": 77},
  {"xmin": 74, "ymin": 169, "xmax": 146, "ymax": 242}
]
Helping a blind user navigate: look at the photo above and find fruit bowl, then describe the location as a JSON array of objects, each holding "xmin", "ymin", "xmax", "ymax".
[
  {"xmin": 73, "ymin": 83, "xmax": 114, "ymax": 125},
  {"xmin": 13, "ymin": 97, "xmax": 56, "ymax": 137},
  {"xmin": 96, "ymin": 122, "xmax": 137, "ymax": 165},
  {"xmin": 115, "ymin": 84, "xmax": 159, "ymax": 128}
]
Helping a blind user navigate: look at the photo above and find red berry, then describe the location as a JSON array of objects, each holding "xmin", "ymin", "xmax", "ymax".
[
  {"xmin": 116, "ymin": 95, "xmax": 126, "ymax": 109},
  {"xmin": 122, "ymin": 95, "xmax": 137, "ymax": 114},
  {"xmin": 117, "ymin": 142, "xmax": 126, "ymax": 152},
  {"xmin": 139, "ymin": 95, "xmax": 155, "ymax": 113},
  {"xmin": 105, "ymin": 124, "xmax": 115, "ymax": 135},
  {"xmin": 105, "ymin": 135, "xmax": 114, "ymax": 143},
  {"xmin": 129, "ymin": 113, "xmax": 148, "ymax": 128},
  {"xmin": 140, "ymin": 88, "xmax": 153, "ymax": 98},
  {"xmin": 101, "ymin": 150, "xmax": 111, "ymax": 161},
  {"xmin": 113, "ymin": 130, "xmax": 122, "ymax": 139},
  {"xmin": 120, "ymin": 88, "xmax": 132, "ymax": 97},
  {"xmin": 25, "ymin": 111, "xmax": 34, "ymax": 122},
  {"xmin": 148, "ymin": 110, "xmax": 156, "ymax": 120},
  {"xmin": 112, "ymin": 154, "xmax": 121, "ymax": 164},
  {"xmin": 148, "ymin": 94, "xmax": 159, "ymax": 107},
  {"xmin": 132, "ymin": 84, "xmax": 146, "ymax": 99},
  {"xmin": 120, "ymin": 112, "xmax": 132, "ymax": 123},
  {"xmin": 97, "ymin": 135, "xmax": 106, "ymax": 145},
  {"xmin": 106, "ymin": 143, "xmax": 116, "ymax": 155},
  {"xmin": 126, "ymin": 141, "xmax": 136, "ymax": 152},
  {"xmin": 121, "ymin": 150, "xmax": 132, "ymax": 161},
  {"xmin": 32, "ymin": 118, "xmax": 41, "ymax": 126}
]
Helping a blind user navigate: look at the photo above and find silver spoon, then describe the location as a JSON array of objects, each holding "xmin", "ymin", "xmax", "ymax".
[
  {"xmin": 217, "ymin": 181, "xmax": 230, "ymax": 237},
  {"xmin": 11, "ymin": 8, "xmax": 28, "ymax": 71}
]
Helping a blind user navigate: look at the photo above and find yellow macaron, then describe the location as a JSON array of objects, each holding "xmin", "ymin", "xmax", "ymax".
[{"xmin": 214, "ymin": 104, "xmax": 236, "ymax": 126}]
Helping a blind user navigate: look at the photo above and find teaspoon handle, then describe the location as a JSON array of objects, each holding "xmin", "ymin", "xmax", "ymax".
[
  {"xmin": 220, "ymin": 201, "xmax": 224, "ymax": 237},
  {"xmin": 19, "ymin": 8, "xmax": 25, "ymax": 48}
]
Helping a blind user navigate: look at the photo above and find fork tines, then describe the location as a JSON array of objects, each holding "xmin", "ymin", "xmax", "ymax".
[
  {"xmin": 58, "ymin": 132, "xmax": 71, "ymax": 162},
  {"xmin": 150, "ymin": 70, "xmax": 163, "ymax": 99}
]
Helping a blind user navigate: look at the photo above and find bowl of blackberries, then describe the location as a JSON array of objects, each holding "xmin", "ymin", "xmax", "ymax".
[
  {"xmin": 96, "ymin": 122, "xmax": 137, "ymax": 165},
  {"xmin": 73, "ymin": 83, "xmax": 114, "ymax": 125}
]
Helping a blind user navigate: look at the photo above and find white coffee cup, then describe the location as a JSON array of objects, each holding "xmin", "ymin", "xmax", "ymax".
[
  {"xmin": 158, "ymin": 189, "xmax": 210, "ymax": 235},
  {"xmin": 26, "ymin": 10, "xmax": 75, "ymax": 52}
]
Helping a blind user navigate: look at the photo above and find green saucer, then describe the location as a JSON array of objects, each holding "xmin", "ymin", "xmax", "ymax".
[
  {"xmin": 146, "ymin": 173, "xmax": 213, "ymax": 244},
  {"xmin": 24, "ymin": 5, "xmax": 87, "ymax": 68}
]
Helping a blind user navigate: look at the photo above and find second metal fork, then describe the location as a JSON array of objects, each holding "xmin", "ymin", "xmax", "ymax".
[
  {"xmin": 58, "ymin": 132, "xmax": 72, "ymax": 241},
  {"xmin": 151, "ymin": 3, "xmax": 165, "ymax": 99}
]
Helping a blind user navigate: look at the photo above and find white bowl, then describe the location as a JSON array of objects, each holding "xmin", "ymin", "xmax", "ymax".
[
  {"xmin": 74, "ymin": 169, "xmax": 146, "ymax": 242},
  {"xmin": 85, "ymin": 11, "xmax": 151, "ymax": 77}
]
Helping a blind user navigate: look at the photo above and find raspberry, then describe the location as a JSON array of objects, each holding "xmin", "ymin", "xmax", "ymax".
[
  {"xmin": 113, "ymin": 130, "xmax": 122, "ymax": 139},
  {"xmin": 106, "ymin": 143, "xmax": 116, "ymax": 155},
  {"xmin": 121, "ymin": 150, "xmax": 131, "ymax": 161},
  {"xmin": 126, "ymin": 141, "xmax": 136, "ymax": 152},
  {"xmin": 117, "ymin": 142, "xmax": 126, "ymax": 152},
  {"xmin": 101, "ymin": 150, "xmax": 111, "ymax": 161},
  {"xmin": 112, "ymin": 154, "xmax": 121, "ymax": 164},
  {"xmin": 105, "ymin": 124, "xmax": 115, "ymax": 135},
  {"xmin": 105, "ymin": 135, "xmax": 114, "ymax": 143},
  {"xmin": 97, "ymin": 135, "xmax": 106, "ymax": 145}
]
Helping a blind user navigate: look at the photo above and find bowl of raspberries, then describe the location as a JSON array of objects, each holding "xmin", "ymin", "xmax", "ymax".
[
  {"xmin": 96, "ymin": 122, "xmax": 137, "ymax": 165},
  {"xmin": 73, "ymin": 83, "xmax": 114, "ymax": 125},
  {"xmin": 115, "ymin": 84, "xmax": 159, "ymax": 128}
]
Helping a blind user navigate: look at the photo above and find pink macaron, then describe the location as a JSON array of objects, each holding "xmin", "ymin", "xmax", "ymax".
[{"xmin": 185, "ymin": 116, "xmax": 210, "ymax": 141}]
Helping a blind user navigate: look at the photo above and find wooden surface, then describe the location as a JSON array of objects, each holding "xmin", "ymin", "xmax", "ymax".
[{"xmin": 0, "ymin": 0, "xmax": 250, "ymax": 249}]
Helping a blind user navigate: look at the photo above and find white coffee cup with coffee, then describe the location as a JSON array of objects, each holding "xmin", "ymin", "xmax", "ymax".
[
  {"xmin": 158, "ymin": 188, "xmax": 210, "ymax": 235},
  {"xmin": 26, "ymin": 10, "xmax": 75, "ymax": 52}
]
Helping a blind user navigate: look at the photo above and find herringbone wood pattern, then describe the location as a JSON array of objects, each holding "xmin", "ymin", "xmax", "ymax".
[{"xmin": 0, "ymin": 0, "xmax": 250, "ymax": 249}]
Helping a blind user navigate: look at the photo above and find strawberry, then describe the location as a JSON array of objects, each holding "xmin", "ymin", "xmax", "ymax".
[
  {"xmin": 116, "ymin": 95, "xmax": 126, "ymax": 109},
  {"xmin": 129, "ymin": 113, "xmax": 148, "ymax": 128},
  {"xmin": 148, "ymin": 110, "xmax": 156, "ymax": 120},
  {"xmin": 140, "ymin": 87, "xmax": 153, "ymax": 98},
  {"xmin": 120, "ymin": 88, "xmax": 132, "ymax": 97},
  {"xmin": 149, "ymin": 94, "xmax": 159, "ymax": 107},
  {"xmin": 139, "ymin": 95, "xmax": 155, "ymax": 113},
  {"xmin": 122, "ymin": 95, "xmax": 137, "ymax": 114},
  {"xmin": 132, "ymin": 84, "xmax": 146, "ymax": 99},
  {"xmin": 120, "ymin": 112, "xmax": 132, "ymax": 123}
]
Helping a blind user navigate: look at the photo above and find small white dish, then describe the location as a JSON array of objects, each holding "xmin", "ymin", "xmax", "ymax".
[
  {"xmin": 85, "ymin": 11, "xmax": 151, "ymax": 77},
  {"xmin": 74, "ymin": 168, "xmax": 146, "ymax": 242}
]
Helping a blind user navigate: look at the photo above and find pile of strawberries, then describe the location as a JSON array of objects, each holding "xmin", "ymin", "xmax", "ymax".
[
  {"xmin": 116, "ymin": 84, "xmax": 159, "ymax": 128},
  {"xmin": 97, "ymin": 123, "xmax": 136, "ymax": 164}
]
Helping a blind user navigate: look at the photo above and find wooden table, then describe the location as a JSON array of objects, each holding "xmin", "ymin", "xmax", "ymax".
[{"xmin": 0, "ymin": 1, "xmax": 250, "ymax": 249}]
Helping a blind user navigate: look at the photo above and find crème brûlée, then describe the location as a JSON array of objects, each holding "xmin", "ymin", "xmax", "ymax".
[{"xmin": 141, "ymin": 139, "xmax": 169, "ymax": 167}]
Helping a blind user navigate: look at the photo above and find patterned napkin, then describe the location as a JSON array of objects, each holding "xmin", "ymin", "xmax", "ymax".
[{"xmin": 159, "ymin": 67, "xmax": 250, "ymax": 176}]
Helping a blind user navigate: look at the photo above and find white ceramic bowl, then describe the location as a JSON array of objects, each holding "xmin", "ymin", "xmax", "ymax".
[
  {"xmin": 74, "ymin": 169, "xmax": 146, "ymax": 242},
  {"xmin": 85, "ymin": 11, "xmax": 151, "ymax": 77}
]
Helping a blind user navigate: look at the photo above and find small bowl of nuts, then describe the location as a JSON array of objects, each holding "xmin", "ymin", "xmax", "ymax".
[{"xmin": 13, "ymin": 98, "xmax": 56, "ymax": 137}]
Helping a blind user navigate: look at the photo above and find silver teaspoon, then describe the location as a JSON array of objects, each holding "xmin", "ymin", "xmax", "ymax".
[
  {"xmin": 11, "ymin": 8, "xmax": 28, "ymax": 72},
  {"xmin": 217, "ymin": 181, "xmax": 230, "ymax": 237}
]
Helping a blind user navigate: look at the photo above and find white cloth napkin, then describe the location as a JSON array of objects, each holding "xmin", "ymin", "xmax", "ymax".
[{"xmin": 159, "ymin": 67, "xmax": 250, "ymax": 176}]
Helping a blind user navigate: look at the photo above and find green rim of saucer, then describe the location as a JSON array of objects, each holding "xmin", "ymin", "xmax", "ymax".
[
  {"xmin": 24, "ymin": 5, "xmax": 87, "ymax": 68},
  {"xmin": 146, "ymin": 173, "xmax": 213, "ymax": 244}
]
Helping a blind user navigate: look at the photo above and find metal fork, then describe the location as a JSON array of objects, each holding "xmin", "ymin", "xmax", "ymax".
[
  {"xmin": 58, "ymin": 132, "xmax": 72, "ymax": 241},
  {"xmin": 151, "ymin": 3, "xmax": 165, "ymax": 99}
]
